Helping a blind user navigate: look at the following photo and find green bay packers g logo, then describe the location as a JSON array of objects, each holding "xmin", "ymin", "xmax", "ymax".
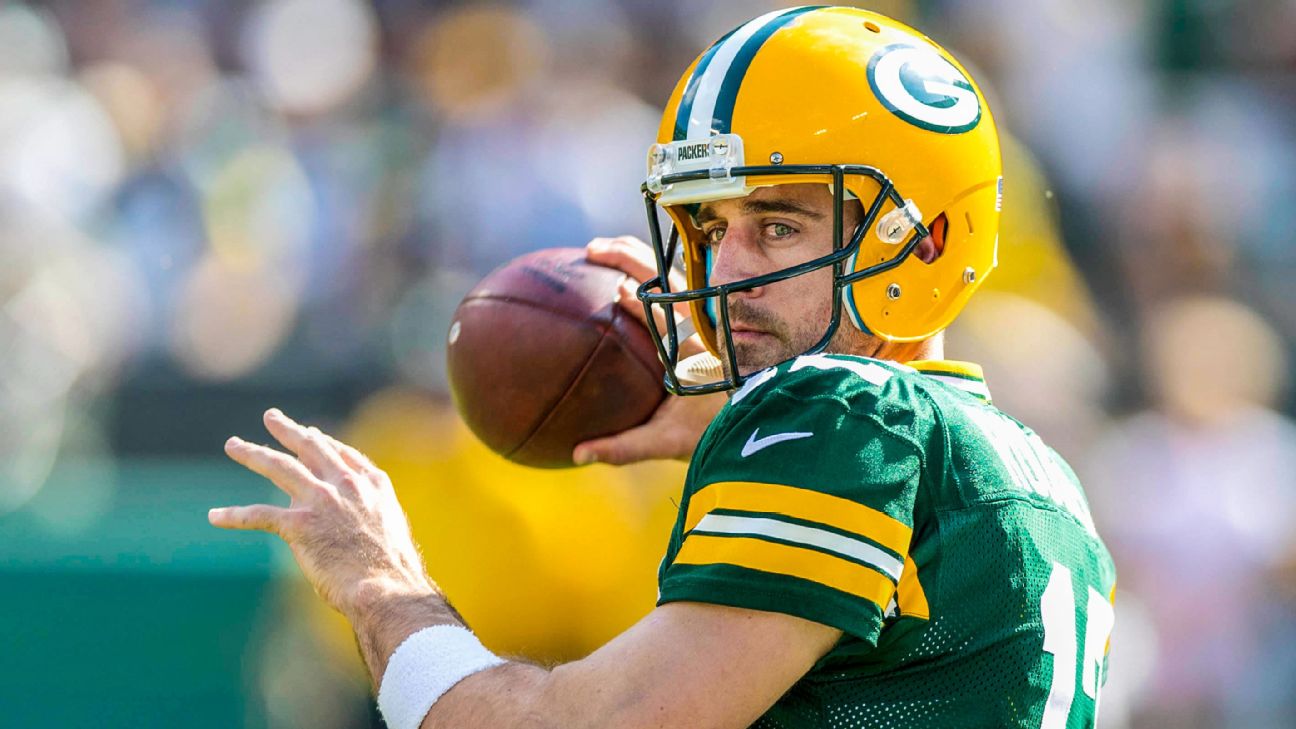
[{"xmin": 867, "ymin": 44, "xmax": 981, "ymax": 134}]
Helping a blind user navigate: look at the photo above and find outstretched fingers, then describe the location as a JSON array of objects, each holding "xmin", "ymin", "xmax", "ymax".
[
  {"xmin": 262, "ymin": 409, "xmax": 350, "ymax": 481},
  {"xmin": 208, "ymin": 503, "xmax": 297, "ymax": 536},
  {"xmin": 225, "ymin": 436, "xmax": 323, "ymax": 501},
  {"xmin": 321, "ymin": 432, "xmax": 387, "ymax": 484}
]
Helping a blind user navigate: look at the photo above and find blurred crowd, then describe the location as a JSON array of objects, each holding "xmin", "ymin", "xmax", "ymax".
[{"xmin": 1, "ymin": 1, "xmax": 1295, "ymax": 727}]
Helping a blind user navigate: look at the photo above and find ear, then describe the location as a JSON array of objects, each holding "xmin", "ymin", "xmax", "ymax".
[{"xmin": 914, "ymin": 214, "xmax": 948, "ymax": 264}]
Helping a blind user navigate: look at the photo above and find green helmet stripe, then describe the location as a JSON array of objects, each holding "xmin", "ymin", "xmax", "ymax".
[
  {"xmin": 673, "ymin": 6, "xmax": 825, "ymax": 142},
  {"xmin": 710, "ymin": 6, "xmax": 824, "ymax": 135}
]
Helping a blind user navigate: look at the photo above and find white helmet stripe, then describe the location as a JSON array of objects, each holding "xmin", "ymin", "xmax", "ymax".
[{"xmin": 680, "ymin": 7, "xmax": 809, "ymax": 141}]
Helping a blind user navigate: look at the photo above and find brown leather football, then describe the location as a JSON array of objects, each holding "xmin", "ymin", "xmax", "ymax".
[{"xmin": 446, "ymin": 247, "xmax": 667, "ymax": 468}]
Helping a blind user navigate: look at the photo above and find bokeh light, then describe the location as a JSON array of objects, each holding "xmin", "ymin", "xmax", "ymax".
[
  {"xmin": 79, "ymin": 61, "xmax": 166, "ymax": 162},
  {"xmin": 0, "ymin": 76, "xmax": 124, "ymax": 221},
  {"xmin": 170, "ymin": 253, "xmax": 298, "ymax": 381},
  {"xmin": 409, "ymin": 5, "xmax": 551, "ymax": 121},
  {"xmin": 244, "ymin": 0, "xmax": 379, "ymax": 116},
  {"xmin": 1144, "ymin": 295, "xmax": 1288, "ymax": 423},
  {"xmin": 0, "ymin": 3, "xmax": 68, "ymax": 76}
]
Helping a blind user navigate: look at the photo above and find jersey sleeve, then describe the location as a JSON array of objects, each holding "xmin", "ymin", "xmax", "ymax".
[{"xmin": 658, "ymin": 359, "xmax": 925, "ymax": 646}]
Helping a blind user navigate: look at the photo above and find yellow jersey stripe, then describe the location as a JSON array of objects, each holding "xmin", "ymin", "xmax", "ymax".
[
  {"xmin": 906, "ymin": 359, "xmax": 986, "ymax": 382},
  {"xmin": 685, "ymin": 481, "xmax": 912, "ymax": 557},
  {"xmin": 896, "ymin": 554, "xmax": 930, "ymax": 619},
  {"xmin": 675, "ymin": 533, "xmax": 897, "ymax": 608}
]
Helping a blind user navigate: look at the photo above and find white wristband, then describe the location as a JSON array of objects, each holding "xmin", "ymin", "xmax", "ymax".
[{"xmin": 377, "ymin": 625, "xmax": 506, "ymax": 729}]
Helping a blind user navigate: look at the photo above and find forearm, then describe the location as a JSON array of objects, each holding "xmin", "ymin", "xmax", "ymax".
[
  {"xmin": 349, "ymin": 596, "xmax": 823, "ymax": 729},
  {"xmin": 421, "ymin": 662, "xmax": 553, "ymax": 729},
  {"xmin": 348, "ymin": 580, "xmax": 561, "ymax": 729},
  {"xmin": 425, "ymin": 618, "xmax": 777, "ymax": 729},
  {"xmin": 419, "ymin": 650, "xmax": 625, "ymax": 729},
  {"xmin": 349, "ymin": 579, "xmax": 469, "ymax": 690}
]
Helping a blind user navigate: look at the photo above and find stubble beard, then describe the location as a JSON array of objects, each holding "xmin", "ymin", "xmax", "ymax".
[
  {"xmin": 717, "ymin": 299, "xmax": 828, "ymax": 380},
  {"xmin": 716, "ymin": 300, "xmax": 874, "ymax": 383}
]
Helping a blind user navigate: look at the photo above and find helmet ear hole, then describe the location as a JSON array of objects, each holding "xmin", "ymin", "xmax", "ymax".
[{"xmin": 916, "ymin": 213, "xmax": 948, "ymax": 265}]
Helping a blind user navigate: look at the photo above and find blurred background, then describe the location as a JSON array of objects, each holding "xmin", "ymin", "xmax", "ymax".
[{"xmin": 0, "ymin": 0, "xmax": 1293, "ymax": 727}]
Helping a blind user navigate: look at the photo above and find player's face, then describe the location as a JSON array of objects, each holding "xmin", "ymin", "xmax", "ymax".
[{"xmin": 696, "ymin": 184, "xmax": 864, "ymax": 376}]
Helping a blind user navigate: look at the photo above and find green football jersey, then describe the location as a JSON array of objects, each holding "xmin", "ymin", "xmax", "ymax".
[{"xmin": 657, "ymin": 354, "xmax": 1117, "ymax": 729}]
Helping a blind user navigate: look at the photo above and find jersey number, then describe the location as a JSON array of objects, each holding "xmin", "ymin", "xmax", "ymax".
[{"xmin": 1039, "ymin": 562, "xmax": 1115, "ymax": 729}]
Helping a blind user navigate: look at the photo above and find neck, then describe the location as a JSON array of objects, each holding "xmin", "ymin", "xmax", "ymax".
[{"xmin": 869, "ymin": 330, "xmax": 945, "ymax": 363}]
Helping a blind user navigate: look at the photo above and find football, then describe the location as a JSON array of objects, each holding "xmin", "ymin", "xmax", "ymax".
[{"xmin": 446, "ymin": 247, "xmax": 667, "ymax": 468}]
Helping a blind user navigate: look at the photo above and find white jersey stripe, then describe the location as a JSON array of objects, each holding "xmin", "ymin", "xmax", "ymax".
[
  {"xmin": 692, "ymin": 513, "xmax": 904, "ymax": 581},
  {"xmin": 791, "ymin": 353, "xmax": 893, "ymax": 386}
]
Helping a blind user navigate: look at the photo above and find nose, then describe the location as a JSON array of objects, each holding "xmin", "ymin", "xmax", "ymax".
[{"xmin": 706, "ymin": 225, "xmax": 765, "ymax": 298}]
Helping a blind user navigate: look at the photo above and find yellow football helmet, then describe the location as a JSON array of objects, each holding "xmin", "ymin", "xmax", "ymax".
[{"xmin": 638, "ymin": 6, "xmax": 1002, "ymax": 394}]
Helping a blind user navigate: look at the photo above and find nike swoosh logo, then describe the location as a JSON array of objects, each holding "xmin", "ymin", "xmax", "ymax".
[{"xmin": 741, "ymin": 428, "xmax": 815, "ymax": 457}]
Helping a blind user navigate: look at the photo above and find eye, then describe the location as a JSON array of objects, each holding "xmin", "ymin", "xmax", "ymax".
[
  {"xmin": 703, "ymin": 227, "xmax": 726, "ymax": 245},
  {"xmin": 766, "ymin": 222, "xmax": 796, "ymax": 238}
]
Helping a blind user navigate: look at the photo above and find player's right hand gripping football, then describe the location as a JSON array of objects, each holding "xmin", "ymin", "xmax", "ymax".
[{"xmin": 573, "ymin": 236, "xmax": 726, "ymax": 465}]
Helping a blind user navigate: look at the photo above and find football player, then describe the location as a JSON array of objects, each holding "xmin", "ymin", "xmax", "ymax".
[{"xmin": 211, "ymin": 7, "xmax": 1117, "ymax": 728}]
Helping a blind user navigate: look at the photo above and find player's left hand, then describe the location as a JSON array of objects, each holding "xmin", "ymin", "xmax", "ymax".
[{"xmin": 210, "ymin": 409, "xmax": 435, "ymax": 621}]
